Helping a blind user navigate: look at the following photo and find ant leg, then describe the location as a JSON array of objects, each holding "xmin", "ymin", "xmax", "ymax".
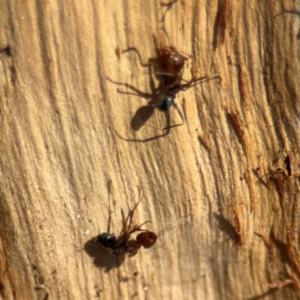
[
  {"xmin": 122, "ymin": 47, "xmax": 151, "ymax": 68},
  {"xmin": 172, "ymin": 100, "xmax": 185, "ymax": 125},
  {"xmin": 113, "ymin": 208, "xmax": 129, "ymax": 247},
  {"xmin": 126, "ymin": 189, "xmax": 151, "ymax": 234},
  {"xmin": 117, "ymin": 188, "xmax": 145, "ymax": 244},
  {"xmin": 107, "ymin": 77, "xmax": 153, "ymax": 99},
  {"xmin": 189, "ymin": 75, "xmax": 222, "ymax": 88},
  {"xmin": 127, "ymin": 190, "xmax": 144, "ymax": 230},
  {"xmin": 115, "ymin": 130, "xmax": 170, "ymax": 143},
  {"xmin": 120, "ymin": 48, "xmax": 159, "ymax": 95},
  {"xmin": 120, "ymin": 209, "xmax": 128, "ymax": 235},
  {"xmin": 162, "ymin": 100, "xmax": 185, "ymax": 131},
  {"xmin": 171, "ymin": 75, "xmax": 221, "ymax": 93},
  {"xmin": 148, "ymin": 62, "xmax": 161, "ymax": 94},
  {"xmin": 106, "ymin": 180, "xmax": 114, "ymax": 233},
  {"xmin": 178, "ymin": 76, "xmax": 209, "ymax": 90},
  {"xmin": 159, "ymin": 3, "xmax": 178, "ymax": 27},
  {"xmin": 178, "ymin": 50, "xmax": 191, "ymax": 60},
  {"xmin": 156, "ymin": 28, "xmax": 171, "ymax": 50},
  {"xmin": 129, "ymin": 221, "xmax": 151, "ymax": 235},
  {"xmin": 155, "ymin": 71, "xmax": 188, "ymax": 86}
]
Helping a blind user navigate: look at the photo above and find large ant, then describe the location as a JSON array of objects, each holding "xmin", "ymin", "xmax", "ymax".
[
  {"xmin": 153, "ymin": 30, "xmax": 221, "ymax": 114},
  {"xmin": 109, "ymin": 30, "xmax": 220, "ymax": 141},
  {"xmin": 97, "ymin": 194, "xmax": 157, "ymax": 257}
]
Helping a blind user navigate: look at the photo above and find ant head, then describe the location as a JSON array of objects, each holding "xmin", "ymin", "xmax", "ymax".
[
  {"xmin": 136, "ymin": 231, "xmax": 157, "ymax": 249},
  {"xmin": 160, "ymin": 47, "xmax": 185, "ymax": 75},
  {"xmin": 97, "ymin": 233, "xmax": 117, "ymax": 248},
  {"xmin": 157, "ymin": 91, "xmax": 175, "ymax": 111}
]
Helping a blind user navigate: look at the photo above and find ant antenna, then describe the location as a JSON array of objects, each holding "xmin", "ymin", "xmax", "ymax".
[{"xmin": 160, "ymin": 0, "xmax": 179, "ymax": 24}]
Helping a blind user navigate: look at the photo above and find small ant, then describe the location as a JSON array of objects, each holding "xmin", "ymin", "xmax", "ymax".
[{"xmin": 97, "ymin": 194, "xmax": 157, "ymax": 257}]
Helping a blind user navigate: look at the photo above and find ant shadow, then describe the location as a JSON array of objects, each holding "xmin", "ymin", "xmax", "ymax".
[
  {"xmin": 84, "ymin": 237, "xmax": 125, "ymax": 272},
  {"xmin": 212, "ymin": 0, "xmax": 228, "ymax": 50},
  {"xmin": 84, "ymin": 196, "xmax": 125, "ymax": 272},
  {"xmin": 214, "ymin": 212, "xmax": 239, "ymax": 244}
]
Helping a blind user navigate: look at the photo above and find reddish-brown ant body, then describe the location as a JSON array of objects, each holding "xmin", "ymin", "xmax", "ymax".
[
  {"xmin": 97, "ymin": 195, "xmax": 157, "ymax": 257},
  {"xmin": 153, "ymin": 29, "xmax": 188, "ymax": 87},
  {"xmin": 160, "ymin": 45, "xmax": 185, "ymax": 75}
]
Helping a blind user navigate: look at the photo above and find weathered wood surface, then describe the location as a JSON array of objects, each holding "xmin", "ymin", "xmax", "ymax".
[{"xmin": 0, "ymin": 0, "xmax": 300, "ymax": 299}]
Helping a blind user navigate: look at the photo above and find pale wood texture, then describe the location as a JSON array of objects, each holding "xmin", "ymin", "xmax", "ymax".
[{"xmin": 0, "ymin": 0, "xmax": 300, "ymax": 299}]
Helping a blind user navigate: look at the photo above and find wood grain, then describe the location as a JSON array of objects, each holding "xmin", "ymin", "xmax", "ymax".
[{"xmin": 0, "ymin": 0, "xmax": 300, "ymax": 299}]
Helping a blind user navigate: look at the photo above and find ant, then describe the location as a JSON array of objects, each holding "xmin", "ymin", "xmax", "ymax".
[
  {"xmin": 151, "ymin": 30, "xmax": 221, "ymax": 118},
  {"xmin": 97, "ymin": 194, "xmax": 157, "ymax": 257},
  {"xmin": 108, "ymin": 30, "xmax": 221, "ymax": 141},
  {"xmin": 153, "ymin": 30, "xmax": 221, "ymax": 114}
]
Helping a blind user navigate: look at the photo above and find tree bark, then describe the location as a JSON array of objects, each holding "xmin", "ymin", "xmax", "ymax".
[{"xmin": 0, "ymin": 0, "xmax": 300, "ymax": 299}]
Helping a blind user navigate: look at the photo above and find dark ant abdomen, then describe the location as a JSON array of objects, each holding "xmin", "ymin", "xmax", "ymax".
[
  {"xmin": 156, "ymin": 91, "xmax": 176, "ymax": 111},
  {"xmin": 97, "ymin": 233, "xmax": 117, "ymax": 247}
]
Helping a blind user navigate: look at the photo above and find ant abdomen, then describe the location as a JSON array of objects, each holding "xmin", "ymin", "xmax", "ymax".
[
  {"xmin": 156, "ymin": 91, "xmax": 175, "ymax": 111},
  {"xmin": 136, "ymin": 231, "xmax": 157, "ymax": 248}
]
